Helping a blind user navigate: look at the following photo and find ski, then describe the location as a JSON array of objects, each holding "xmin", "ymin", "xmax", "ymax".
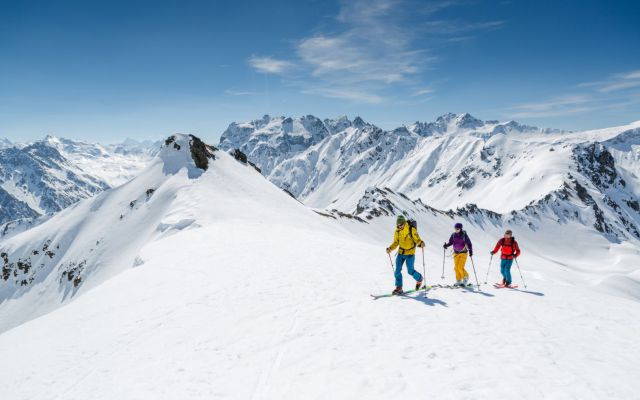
[
  {"xmin": 370, "ymin": 285, "xmax": 433, "ymax": 299},
  {"xmin": 493, "ymin": 283, "xmax": 519, "ymax": 289},
  {"xmin": 433, "ymin": 283, "xmax": 474, "ymax": 289}
]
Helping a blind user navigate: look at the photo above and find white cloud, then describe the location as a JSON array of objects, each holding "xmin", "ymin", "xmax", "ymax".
[
  {"xmin": 422, "ymin": 19, "xmax": 504, "ymax": 35},
  {"xmin": 510, "ymin": 69, "xmax": 640, "ymax": 118},
  {"xmin": 224, "ymin": 89, "xmax": 257, "ymax": 96},
  {"xmin": 302, "ymin": 87, "xmax": 384, "ymax": 104},
  {"xmin": 412, "ymin": 87, "xmax": 435, "ymax": 96},
  {"xmin": 247, "ymin": 0, "xmax": 503, "ymax": 103},
  {"xmin": 248, "ymin": 56, "xmax": 293, "ymax": 74},
  {"xmin": 578, "ymin": 69, "xmax": 640, "ymax": 93},
  {"xmin": 511, "ymin": 95, "xmax": 592, "ymax": 118}
]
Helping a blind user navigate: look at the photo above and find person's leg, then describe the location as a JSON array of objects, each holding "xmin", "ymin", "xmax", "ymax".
[
  {"xmin": 405, "ymin": 255, "xmax": 422, "ymax": 282},
  {"xmin": 459, "ymin": 252, "xmax": 469, "ymax": 279},
  {"xmin": 504, "ymin": 259, "xmax": 514, "ymax": 285},
  {"xmin": 395, "ymin": 253, "xmax": 405, "ymax": 287},
  {"xmin": 453, "ymin": 253, "xmax": 463, "ymax": 281},
  {"xmin": 500, "ymin": 259, "xmax": 508, "ymax": 283}
]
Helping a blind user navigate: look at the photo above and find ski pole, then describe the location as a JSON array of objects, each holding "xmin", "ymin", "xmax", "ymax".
[
  {"xmin": 441, "ymin": 248, "xmax": 445, "ymax": 279},
  {"xmin": 387, "ymin": 252, "xmax": 395, "ymax": 277},
  {"xmin": 484, "ymin": 254, "xmax": 493, "ymax": 284},
  {"xmin": 469, "ymin": 255, "xmax": 480, "ymax": 288},
  {"xmin": 421, "ymin": 247, "xmax": 427, "ymax": 294},
  {"xmin": 421, "ymin": 247, "xmax": 426, "ymax": 279},
  {"xmin": 514, "ymin": 258, "xmax": 527, "ymax": 288}
]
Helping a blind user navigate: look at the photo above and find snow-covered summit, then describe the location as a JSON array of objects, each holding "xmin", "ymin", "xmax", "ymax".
[{"xmin": 0, "ymin": 138, "xmax": 13, "ymax": 149}]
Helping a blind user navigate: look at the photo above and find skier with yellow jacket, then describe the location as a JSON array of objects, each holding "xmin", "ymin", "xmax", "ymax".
[{"xmin": 386, "ymin": 215, "xmax": 425, "ymax": 295}]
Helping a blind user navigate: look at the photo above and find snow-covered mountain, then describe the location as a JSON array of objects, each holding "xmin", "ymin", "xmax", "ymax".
[
  {"xmin": 0, "ymin": 132, "xmax": 639, "ymax": 399},
  {"xmin": 40, "ymin": 136, "xmax": 161, "ymax": 187},
  {"xmin": 219, "ymin": 114, "xmax": 640, "ymax": 243},
  {"xmin": 0, "ymin": 138, "xmax": 13, "ymax": 149},
  {"xmin": 0, "ymin": 136, "xmax": 160, "ymax": 228}
]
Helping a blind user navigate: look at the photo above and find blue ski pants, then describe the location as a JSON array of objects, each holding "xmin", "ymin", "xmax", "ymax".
[
  {"xmin": 500, "ymin": 258, "xmax": 513, "ymax": 284},
  {"xmin": 395, "ymin": 254, "xmax": 423, "ymax": 287}
]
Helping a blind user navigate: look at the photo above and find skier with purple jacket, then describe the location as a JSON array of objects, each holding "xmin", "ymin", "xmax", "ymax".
[{"xmin": 443, "ymin": 222, "xmax": 473, "ymax": 286}]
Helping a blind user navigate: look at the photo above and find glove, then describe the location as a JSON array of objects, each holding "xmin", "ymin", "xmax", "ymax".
[
  {"xmin": 512, "ymin": 253, "xmax": 517, "ymax": 259},
  {"xmin": 443, "ymin": 243, "xmax": 448, "ymax": 249},
  {"xmin": 419, "ymin": 241, "xmax": 426, "ymax": 248},
  {"xmin": 469, "ymin": 251, "xmax": 473, "ymax": 257},
  {"xmin": 386, "ymin": 247, "xmax": 392, "ymax": 254},
  {"xmin": 490, "ymin": 251, "xmax": 495, "ymax": 255}
]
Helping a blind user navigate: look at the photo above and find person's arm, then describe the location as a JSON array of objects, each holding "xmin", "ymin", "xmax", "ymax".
[
  {"xmin": 491, "ymin": 240, "xmax": 502, "ymax": 255},
  {"xmin": 413, "ymin": 228, "xmax": 425, "ymax": 247},
  {"xmin": 513, "ymin": 240, "xmax": 521, "ymax": 258},
  {"xmin": 465, "ymin": 234, "xmax": 473, "ymax": 256},
  {"xmin": 388, "ymin": 230, "xmax": 399, "ymax": 251},
  {"xmin": 443, "ymin": 234, "xmax": 452, "ymax": 248}
]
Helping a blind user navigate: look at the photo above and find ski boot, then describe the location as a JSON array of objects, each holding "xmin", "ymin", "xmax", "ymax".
[
  {"xmin": 415, "ymin": 280, "xmax": 423, "ymax": 290},
  {"xmin": 392, "ymin": 286, "xmax": 403, "ymax": 295}
]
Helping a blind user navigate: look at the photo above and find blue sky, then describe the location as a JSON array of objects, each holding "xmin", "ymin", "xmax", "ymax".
[{"xmin": 1, "ymin": 0, "xmax": 639, "ymax": 143}]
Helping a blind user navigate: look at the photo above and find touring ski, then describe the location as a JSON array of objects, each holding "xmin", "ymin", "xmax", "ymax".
[
  {"xmin": 370, "ymin": 285, "xmax": 433, "ymax": 299},
  {"xmin": 493, "ymin": 283, "xmax": 519, "ymax": 289}
]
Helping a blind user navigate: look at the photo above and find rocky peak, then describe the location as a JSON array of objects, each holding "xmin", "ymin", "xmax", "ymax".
[
  {"xmin": 454, "ymin": 113, "xmax": 484, "ymax": 129},
  {"xmin": 163, "ymin": 134, "xmax": 217, "ymax": 173},
  {"xmin": 352, "ymin": 116, "xmax": 367, "ymax": 129}
]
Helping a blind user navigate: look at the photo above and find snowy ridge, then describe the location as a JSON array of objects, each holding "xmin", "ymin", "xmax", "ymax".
[
  {"xmin": 0, "ymin": 134, "xmax": 215, "ymax": 331},
  {"xmin": 220, "ymin": 114, "xmax": 640, "ymax": 242}
]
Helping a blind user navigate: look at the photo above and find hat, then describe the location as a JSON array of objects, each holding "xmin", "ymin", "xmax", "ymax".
[
  {"xmin": 505, "ymin": 229, "xmax": 513, "ymax": 235},
  {"xmin": 396, "ymin": 215, "xmax": 406, "ymax": 225},
  {"xmin": 454, "ymin": 222, "xmax": 463, "ymax": 229}
]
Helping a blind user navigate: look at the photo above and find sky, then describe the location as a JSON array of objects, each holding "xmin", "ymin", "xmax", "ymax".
[{"xmin": 1, "ymin": 0, "xmax": 639, "ymax": 144}]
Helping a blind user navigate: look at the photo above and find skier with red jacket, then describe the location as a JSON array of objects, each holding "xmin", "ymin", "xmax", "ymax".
[{"xmin": 491, "ymin": 230, "xmax": 521, "ymax": 288}]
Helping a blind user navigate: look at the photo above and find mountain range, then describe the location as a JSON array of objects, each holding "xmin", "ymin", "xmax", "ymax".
[
  {"xmin": 219, "ymin": 113, "xmax": 640, "ymax": 243},
  {"xmin": 0, "ymin": 136, "xmax": 160, "ymax": 233}
]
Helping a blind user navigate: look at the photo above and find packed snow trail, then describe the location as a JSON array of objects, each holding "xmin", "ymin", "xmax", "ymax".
[{"xmin": 0, "ymin": 138, "xmax": 638, "ymax": 399}]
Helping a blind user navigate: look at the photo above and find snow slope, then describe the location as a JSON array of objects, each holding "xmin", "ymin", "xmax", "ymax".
[{"xmin": 0, "ymin": 134, "xmax": 639, "ymax": 399}]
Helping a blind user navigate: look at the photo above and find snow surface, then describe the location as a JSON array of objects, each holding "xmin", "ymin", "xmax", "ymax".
[{"xmin": 0, "ymin": 133, "xmax": 639, "ymax": 399}]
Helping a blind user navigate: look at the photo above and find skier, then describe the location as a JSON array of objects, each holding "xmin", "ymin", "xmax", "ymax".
[
  {"xmin": 443, "ymin": 223, "xmax": 473, "ymax": 286},
  {"xmin": 490, "ymin": 229, "xmax": 521, "ymax": 288},
  {"xmin": 386, "ymin": 215, "xmax": 425, "ymax": 295}
]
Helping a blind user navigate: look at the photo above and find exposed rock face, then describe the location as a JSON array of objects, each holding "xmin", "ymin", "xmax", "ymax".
[
  {"xmin": 188, "ymin": 135, "xmax": 217, "ymax": 170},
  {"xmin": 230, "ymin": 148, "xmax": 262, "ymax": 174},
  {"xmin": 163, "ymin": 134, "xmax": 217, "ymax": 171}
]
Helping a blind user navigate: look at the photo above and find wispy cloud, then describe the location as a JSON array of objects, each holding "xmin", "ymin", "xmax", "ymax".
[
  {"xmin": 248, "ymin": 56, "xmax": 294, "ymax": 74},
  {"xmin": 247, "ymin": 0, "xmax": 503, "ymax": 103},
  {"xmin": 421, "ymin": 20, "xmax": 504, "ymax": 35},
  {"xmin": 510, "ymin": 69, "xmax": 640, "ymax": 118},
  {"xmin": 301, "ymin": 87, "xmax": 384, "ymax": 104},
  {"xmin": 412, "ymin": 87, "xmax": 435, "ymax": 96},
  {"xmin": 511, "ymin": 95, "xmax": 592, "ymax": 118},
  {"xmin": 224, "ymin": 89, "xmax": 257, "ymax": 96}
]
